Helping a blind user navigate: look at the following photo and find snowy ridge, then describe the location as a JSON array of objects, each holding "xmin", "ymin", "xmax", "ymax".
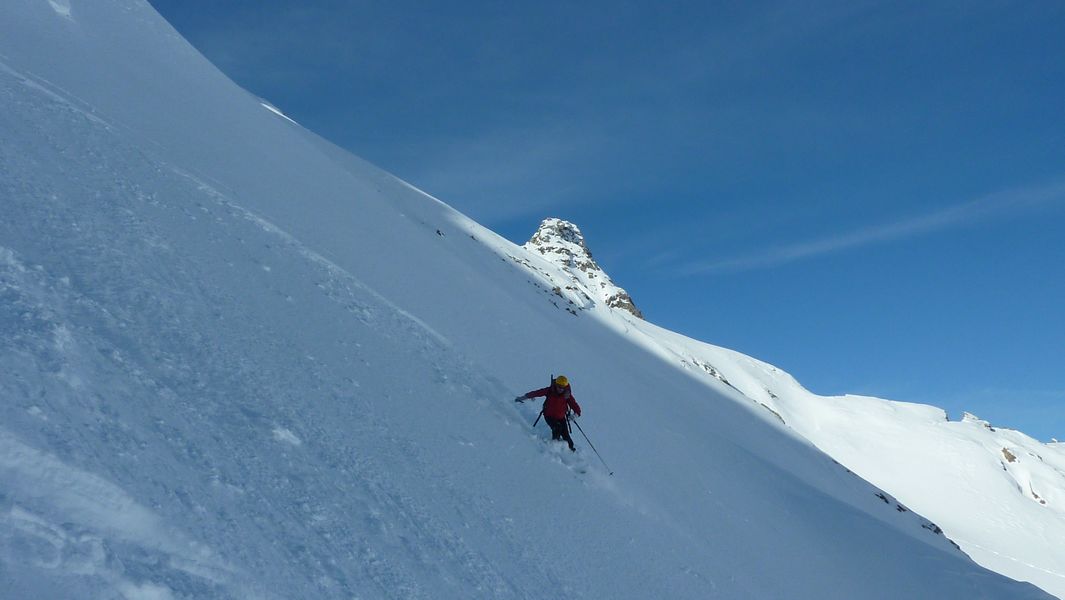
[
  {"xmin": 0, "ymin": 1, "xmax": 1055, "ymax": 598},
  {"xmin": 597, "ymin": 308, "xmax": 1065, "ymax": 597}
]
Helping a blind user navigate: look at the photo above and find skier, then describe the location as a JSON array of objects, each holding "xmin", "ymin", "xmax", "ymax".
[{"xmin": 515, "ymin": 375, "xmax": 582, "ymax": 451}]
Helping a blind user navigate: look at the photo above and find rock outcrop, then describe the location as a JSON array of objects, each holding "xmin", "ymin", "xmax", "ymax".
[{"xmin": 523, "ymin": 218, "xmax": 643, "ymax": 319}]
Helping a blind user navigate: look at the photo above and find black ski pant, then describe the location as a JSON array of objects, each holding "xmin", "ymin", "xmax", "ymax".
[{"xmin": 544, "ymin": 416, "xmax": 575, "ymax": 451}]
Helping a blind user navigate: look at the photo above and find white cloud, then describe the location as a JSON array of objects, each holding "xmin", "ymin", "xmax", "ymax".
[{"xmin": 678, "ymin": 180, "xmax": 1065, "ymax": 275}]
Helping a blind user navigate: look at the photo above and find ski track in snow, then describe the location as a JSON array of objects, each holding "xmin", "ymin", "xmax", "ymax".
[
  {"xmin": 0, "ymin": 430, "xmax": 238, "ymax": 595},
  {"xmin": 0, "ymin": 69, "xmax": 502, "ymax": 597},
  {"xmin": 167, "ymin": 165, "xmax": 455, "ymax": 351},
  {"xmin": 0, "ymin": 60, "xmax": 626, "ymax": 597},
  {"xmin": 0, "ymin": 57, "xmax": 107, "ymax": 127},
  {"xmin": 952, "ymin": 535, "xmax": 1065, "ymax": 583}
]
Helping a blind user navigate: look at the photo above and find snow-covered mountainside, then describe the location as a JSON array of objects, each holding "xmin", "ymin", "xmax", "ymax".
[
  {"xmin": 590, "ymin": 303, "xmax": 1065, "ymax": 597},
  {"xmin": 520, "ymin": 218, "xmax": 643, "ymax": 318},
  {"xmin": 523, "ymin": 219, "xmax": 1065, "ymax": 596},
  {"xmin": 0, "ymin": 1, "xmax": 1054, "ymax": 598}
]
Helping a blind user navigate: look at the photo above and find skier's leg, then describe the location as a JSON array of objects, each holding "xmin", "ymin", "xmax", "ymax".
[
  {"xmin": 546, "ymin": 417, "xmax": 566, "ymax": 442},
  {"xmin": 561, "ymin": 429, "xmax": 576, "ymax": 452}
]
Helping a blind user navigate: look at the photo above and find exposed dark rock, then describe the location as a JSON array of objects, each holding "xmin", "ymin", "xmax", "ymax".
[
  {"xmin": 1002, "ymin": 448, "xmax": 1017, "ymax": 463},
  {"xmin": 523, "ymin": 218, "xmax": 644, "ymax": 319}
]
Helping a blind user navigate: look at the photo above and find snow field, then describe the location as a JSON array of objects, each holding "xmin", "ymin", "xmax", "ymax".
[{"xmin": 0, "ymin": 1, "xmax": 1055, "ymax": 598}]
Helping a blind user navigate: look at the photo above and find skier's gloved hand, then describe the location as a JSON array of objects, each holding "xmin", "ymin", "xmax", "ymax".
[{"xmin": 514, "ymin": 396, "xmax": 526, "ymax": 403}]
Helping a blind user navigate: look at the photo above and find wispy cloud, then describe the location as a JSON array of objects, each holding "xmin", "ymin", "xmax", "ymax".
[{"xmin": 677, "ymin": 180, "xmax": 1065, "ymax": 275}]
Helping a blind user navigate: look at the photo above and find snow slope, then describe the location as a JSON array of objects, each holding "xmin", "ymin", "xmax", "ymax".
[
  {"xmin": 604, "ymin": 310, "xmax": 1065, "ymax": 597},
  {"xmin": 0, "ymin": 1, "xmax": 1053, "ymax": 598}
]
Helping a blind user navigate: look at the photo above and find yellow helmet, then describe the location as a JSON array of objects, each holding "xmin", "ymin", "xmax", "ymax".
[{"xmin": 554, "ymin": 375, "xmax": 569, "ymax": 387}]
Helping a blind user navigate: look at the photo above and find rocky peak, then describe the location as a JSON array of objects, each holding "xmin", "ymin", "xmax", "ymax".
[
  {"xmin": 524, "ymin": 218, "xmax": 643, "ymax": 319},
  {"xmin": 962, "ymin": 412, "xmax": 996, "ymax": 431}
]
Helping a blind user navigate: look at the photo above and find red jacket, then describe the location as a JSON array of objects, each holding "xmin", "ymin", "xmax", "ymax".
[{"xmin": 523, "ymin": 385, "xmax": 581, "ymax": 420}]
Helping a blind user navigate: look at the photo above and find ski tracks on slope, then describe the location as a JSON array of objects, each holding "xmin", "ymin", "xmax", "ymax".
[
  {"xmin": 0, "ymin": 56, "xmax": 108, "ymax": 128},
  {"xmin": 127, "ymin": 166, "xmax": 568, "ymax": 597},
  {"xmin": 0, "ymin": 429, "xmax": 248, "ymax": 598},
  {"xmin": 167, "ymin": 165, "xmax": 454, "ymax": 352},
  {"xmin": 3, "ymin": 55, "xmax": 656, "ymax": 597},
  {"xmin": 0, "ymin": 244, "xmax": 266, "ymax": 598}
]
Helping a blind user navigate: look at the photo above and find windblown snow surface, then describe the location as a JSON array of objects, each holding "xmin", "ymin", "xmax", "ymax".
[{"xmin": 0, "ymin": 1, "xmax": 1055, "ymax": 598}]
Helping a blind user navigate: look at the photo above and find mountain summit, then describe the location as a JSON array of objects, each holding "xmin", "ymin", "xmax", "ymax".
[{"xmin": 524, "ymin": 218, "xmax": 643, "ymax": 318}]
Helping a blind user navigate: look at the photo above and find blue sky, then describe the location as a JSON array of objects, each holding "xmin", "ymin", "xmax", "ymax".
[{"xmin": 148, "ymin": 1, "xmax": 1064, "ymax": 440}]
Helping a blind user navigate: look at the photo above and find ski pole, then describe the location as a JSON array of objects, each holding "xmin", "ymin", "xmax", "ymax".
[
  {"xmin": 534, "ymin": 373, "xmax": 552, "ymax": 429},
  {"xmin": 569, "ymin": 417, "xmax": 613, "ymax": 476}
]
